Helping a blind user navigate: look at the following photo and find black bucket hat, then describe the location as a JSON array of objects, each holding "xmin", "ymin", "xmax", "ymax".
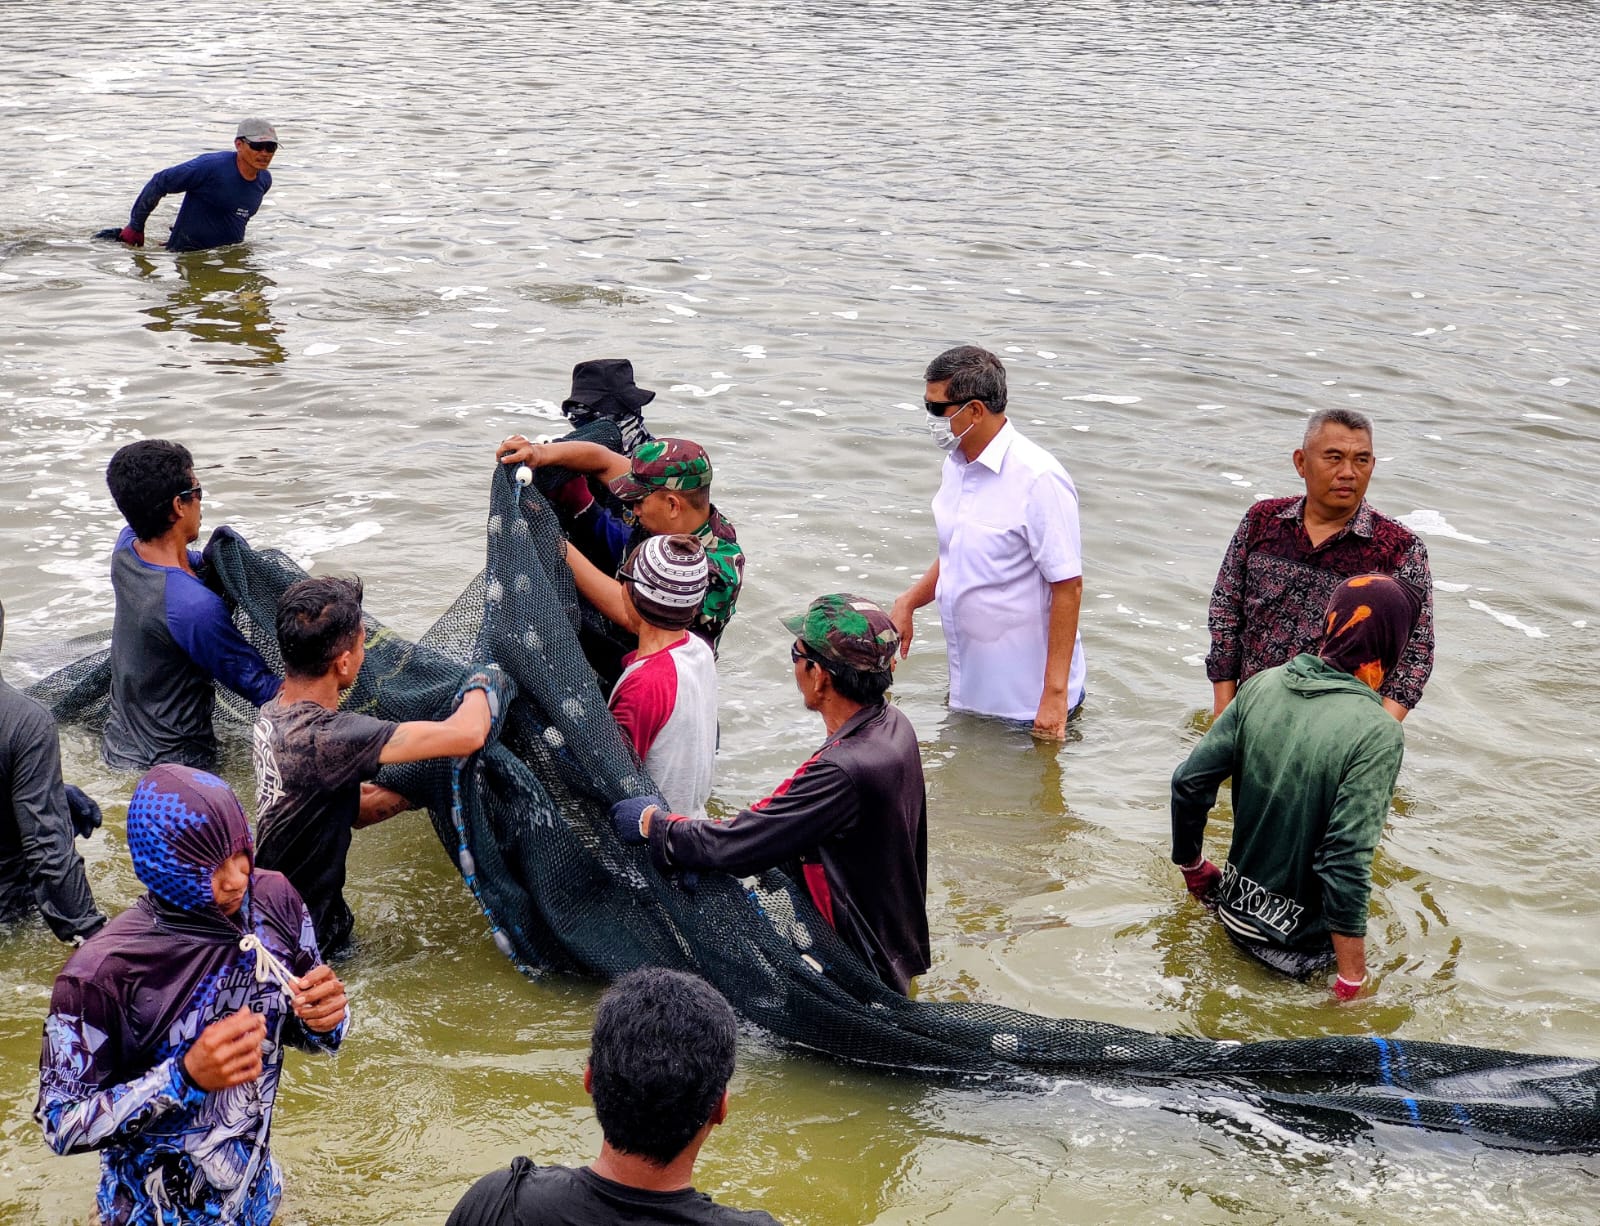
[{"xmin": 565, "ymin": 359, "xmax": 656, "ymax": 412}]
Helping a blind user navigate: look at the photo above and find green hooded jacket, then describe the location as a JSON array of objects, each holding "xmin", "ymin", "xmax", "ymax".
[{"xmin": 1171, "ymin": 654, "xmax": 1405, "ymax": 948}]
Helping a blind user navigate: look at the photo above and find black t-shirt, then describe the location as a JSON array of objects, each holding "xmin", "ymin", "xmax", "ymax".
[
  {"xmin": 445, "ymin": 1160, "xmax": 781, "ymax": 1226},
  {"xmin": 251, "ymin": 697, "xmax": 396, "ymax": 954}
]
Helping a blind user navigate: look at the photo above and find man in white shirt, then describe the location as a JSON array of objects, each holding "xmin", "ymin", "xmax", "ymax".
[{"xmin": 889, "ymin": 345, "xmax": 1086, "ymax": 740}]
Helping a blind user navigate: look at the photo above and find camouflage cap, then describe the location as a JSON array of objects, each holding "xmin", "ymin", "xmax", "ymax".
[
  {"xmin": 607, "ymin": 438, "xmax": 712, "ymax": 502},
  {"xmin": 781, "ymin": 593, "xmax": 900, "ymax": 674}
]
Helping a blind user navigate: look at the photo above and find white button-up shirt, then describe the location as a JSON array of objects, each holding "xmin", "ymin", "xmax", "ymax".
[{"xmin": 932, "ymin": 420, "xmax": 1086, "ymax": 721}]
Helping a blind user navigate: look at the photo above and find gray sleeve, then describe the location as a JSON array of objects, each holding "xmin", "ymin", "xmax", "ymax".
[{"xmin": 7, "ymin": 702, "xmax": 104, "ymax": 941}]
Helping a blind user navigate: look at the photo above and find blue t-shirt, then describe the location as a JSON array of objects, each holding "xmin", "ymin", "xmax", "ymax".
[
  {"xmin": 129, "ymin": 150, "xmax": 271, "ymax": 252},
  {"xmin": 104, "ymin": 526, "xmax": 280, "ymax": 770}
]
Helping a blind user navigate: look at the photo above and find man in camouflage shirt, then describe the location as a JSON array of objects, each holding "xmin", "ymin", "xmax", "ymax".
[
  {"xmin": 610, "ymin": 594, "xmax": 930, "ymax": 995},
  {"xmin": 497, "ymin": 434, "xmax": 745, "ymax": 652}
]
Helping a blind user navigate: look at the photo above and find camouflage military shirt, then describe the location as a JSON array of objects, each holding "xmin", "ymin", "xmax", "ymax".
[{"xmin": 693, "ymin": 507, "xmax": 744, "ymax": 649}]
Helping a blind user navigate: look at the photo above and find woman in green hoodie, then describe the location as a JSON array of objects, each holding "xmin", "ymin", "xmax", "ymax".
[{"xmin": 1170, "ymin": 574, "xmax": 1424, "ymax": 1001}]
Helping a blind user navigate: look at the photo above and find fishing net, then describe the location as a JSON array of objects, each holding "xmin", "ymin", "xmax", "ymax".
[{"xmin": 27, "ymin": 432, "xmax": 1600, "ymax": 1154}]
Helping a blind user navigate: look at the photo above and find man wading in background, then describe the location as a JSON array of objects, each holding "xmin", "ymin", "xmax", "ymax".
[
  {"xmin": 890, "ymin": 345, "xmax": 1087, "ymax": 741},
  {"xmin": 97, "ymin": 119, "xmax": 278, "ymax": 252},
  {"xmin": 1171, "ymin": 574, "xmax": 1422, "ymax": 1000},
  {"xmin": 1205, "ymin": 408, "xmax": 1434, "ymax": 722}
]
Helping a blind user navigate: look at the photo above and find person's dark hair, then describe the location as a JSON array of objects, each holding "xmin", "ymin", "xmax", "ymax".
[
  {"xmin": 589, "ymin": 968, "xmax": 737, "ymax": 1166},
  {"xmin": 1303, "ymin": 407, "xmax": 1373, "ymax": 448},
  {"xmin": 798, "ymin": 649, "xmax": 893, "ymax": 707},
  {"xmin": 276, "ymin": 576, "xmax": 365, "ymax": 679},
  {"xmin": 825, "ymin": 662, "xmax": 894, "ymax": 706},
  {"xmin": 677, "ymin": 485, "xmax": 712, "ymax": 512},
  {"xmin": 106, "ymin": 440, "xmax": 196, "ymax": 542},
  {"xmin": 924, "ymin": 345, "xmax": 1007, "ymax": 415}
]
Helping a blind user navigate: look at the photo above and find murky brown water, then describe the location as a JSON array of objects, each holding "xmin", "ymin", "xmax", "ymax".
[{"xmin": 3, "ymin": 1, "xmax": 1599, "ymax": 1221}]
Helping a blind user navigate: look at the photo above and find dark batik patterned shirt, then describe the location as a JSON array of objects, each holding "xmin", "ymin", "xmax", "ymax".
[{"xmin": 1205, "ymin": 497, "xmax": 1435, "ymax": 709}]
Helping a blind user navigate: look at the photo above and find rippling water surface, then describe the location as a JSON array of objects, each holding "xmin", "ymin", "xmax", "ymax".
[{"xmin": 3, "ymin": 2, "xmax": 1599, "ymax": 1222}]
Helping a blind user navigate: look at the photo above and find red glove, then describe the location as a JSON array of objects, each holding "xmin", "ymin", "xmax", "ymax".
[
  {"xmin": 1179, "ymin": 858, "xmax": 1222, "ymax": 902},
  {"xmin": 549, "ymin": 475, "xmax": 594, "ymax": 517},
  {"xmin": 1333, "ymin": 973, "xmax": 1367, "ymax": 1001},
  {"xmin": 118, "ymin": 226, "xmax": 144, "ymax": 247}
]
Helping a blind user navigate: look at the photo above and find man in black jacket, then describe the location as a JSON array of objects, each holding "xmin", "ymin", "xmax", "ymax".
[
  {"xmin": 613, "ymin": 594, "xmax": 930, "ymax": 995},
  {"xmin": 0, "ymin": 600, "xmax": 105, "ymax": 944}
]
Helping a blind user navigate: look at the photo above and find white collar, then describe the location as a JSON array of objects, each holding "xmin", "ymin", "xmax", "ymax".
[{"xmin": 960, "ymin": 418, "xmax": 1016, "ymax": 474}]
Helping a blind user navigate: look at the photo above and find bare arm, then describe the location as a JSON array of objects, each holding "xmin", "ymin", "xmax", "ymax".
[
  {"xmin": 1380, "ymin": 697, "xmax": 1408, "ymax": 722},
  {"xmin": 1332, "ymin": 933, "xmax": 1366, "ymax": 983},
  {"xmin": 1211, "ymin": 679, "xmax": 1238, "ymax": 718},
  {"xmin": 355, "ymin": 783, "xmax": 412, "ymax": 828},
  {"xmin": 495, "ymin": 438, "xmax": 629, "ymax": 480},
  {"xmin": 888, "ymin": 559, "xmax": 939, "ymax": 660},
  {"xmin": 563, "ymin": 540, "xmax": 638, "ymax": 632},
  {"xmin": 1032, "ymin": 576, "xmax": 1082, "ymax": 740},
  {"xmin": 377, "ymin": 690, "xmax": 491, "ymax": 764}
]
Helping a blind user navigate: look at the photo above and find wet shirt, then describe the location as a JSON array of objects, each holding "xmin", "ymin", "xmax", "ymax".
[
  {"xmin": 129, "ymin": 150, "xmax": 271, "ymax": 252},
  {"xmin": 1205, "ymin": 497, "xmax": 1435, "ymax": 709},
  {"xmin": 36, "ymin": 873, "xmax": 343, "ymax": 1226},
  {"xmin": 932, "ymin": 421, "xmax": 1086, "ymax": 721},
  {"xmin": 1171, "ymin": 655, "xmax": 1405, "ymax": 949},
  {"xmin": 252, "ymin": 698, "xmax": 396, "ymax": 954},
  {"xmin": 446, "ymin": 1159, "xmax": 781, "ymax": 1226},
  {"xmin": 648, "ymin": 703, "xmax": 929, "ymax": 994},
  {"xmin": 105, "ymin": 527, "xmax": 280, "ymax": 772},
  {"xmin": 0, "ymin": 680, "xmax": 103, "ymax": 940}
]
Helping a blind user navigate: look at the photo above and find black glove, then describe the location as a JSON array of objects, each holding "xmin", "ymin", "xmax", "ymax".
[
  {"xmin": 610, "ymin": 794, "xmax": 665, "ymax": 845},
  {"xmin": 64, "ymin": 785, "xmax": 102, "ymax": 840}
]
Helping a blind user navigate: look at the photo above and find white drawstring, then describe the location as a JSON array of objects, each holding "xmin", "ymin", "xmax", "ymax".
[{"xmin": 238, "ymin": 934, "xmax": 296, "ymax": 998}]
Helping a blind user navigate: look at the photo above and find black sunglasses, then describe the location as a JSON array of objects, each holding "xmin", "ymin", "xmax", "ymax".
[
  {"xmin": 241, "ymin": 139, "xmax": 278, "ymax": 153},
  {"xmin": 176, "ymin": 483, "xmax": 203, "ymax": 502},
  {"xmin": 924, "ymin": 397, "xmax": 974, "ymax": 416},
  {"xmin": 793, "ymin": 642, "xmax": 835, "ymax": 672}
]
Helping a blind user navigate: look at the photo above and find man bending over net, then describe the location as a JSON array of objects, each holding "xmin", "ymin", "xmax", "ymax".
[{"xmin": 1171, "ymin": 574, "xmax": 1422, "ymax": 1000}]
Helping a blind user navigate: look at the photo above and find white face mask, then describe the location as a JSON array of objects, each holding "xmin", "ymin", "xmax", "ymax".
[{"xmin": 929, "ymin": 405, "xmax": 976, "ymax": 453}]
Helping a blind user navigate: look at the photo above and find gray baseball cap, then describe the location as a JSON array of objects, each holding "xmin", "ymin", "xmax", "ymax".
[{"xmin": 236, "ymin": 118, "xmax": 278, "ymax": 143}]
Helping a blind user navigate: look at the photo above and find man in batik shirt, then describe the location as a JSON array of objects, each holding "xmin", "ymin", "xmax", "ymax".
[{"xmin": 1206, "ymin": 408, "xmax": 1433, "ymax": 721}]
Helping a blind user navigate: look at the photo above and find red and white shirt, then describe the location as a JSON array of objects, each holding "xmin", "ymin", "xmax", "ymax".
[{"xmin": 609, "ymin": 634, "xmax": 718, "ymax": 819}]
